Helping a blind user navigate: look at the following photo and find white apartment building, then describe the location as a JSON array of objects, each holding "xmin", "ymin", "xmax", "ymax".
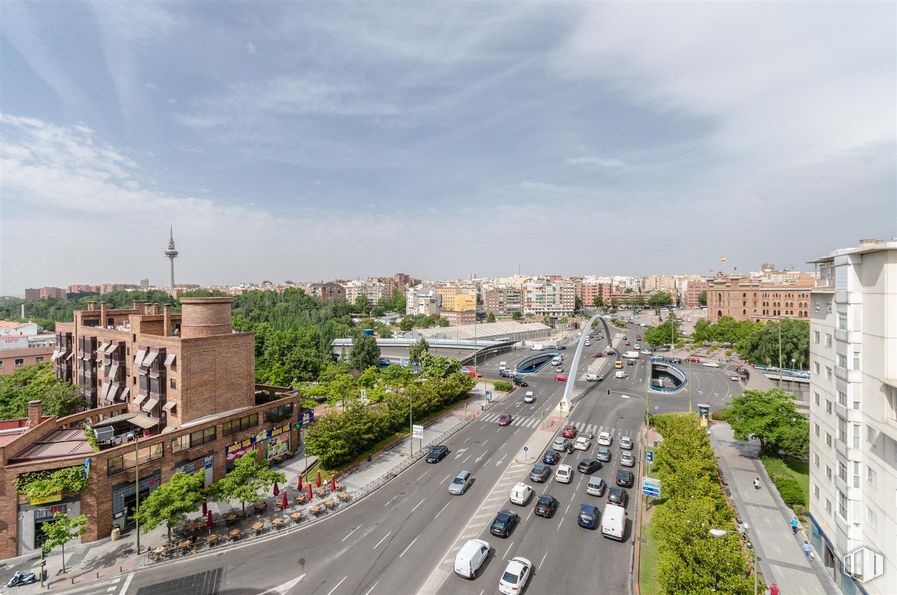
[
  {"xmin": 405, "ymin": 286, "xmax": 441, "ymax": 316},
  {"xmin": 523, "ymin": 279, "xmax": 576, "ymax": 317},
  {"xmin": 342, "ymin": 279, "xmax": 386, "ymax": 305},
  {"xmin": 808, "ymin": 239, "xmax": 895, "ymax": 595}
]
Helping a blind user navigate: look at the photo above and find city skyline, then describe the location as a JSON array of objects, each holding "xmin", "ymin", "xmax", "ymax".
[{"xmin": 2, "ymin": 2, "xmax": 895, "ymax": 295}]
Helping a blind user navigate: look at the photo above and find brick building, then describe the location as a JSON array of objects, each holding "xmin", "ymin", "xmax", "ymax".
[
  {"xmin": 24, "ymin": 287, "xmax": 67, "ymax": 300},
  {"xmin": 306, "ymin": 282, "xmax": 346, "ymax": 302},
  {"xmin": 580, "ymin": 282, "xmax": 613, "ymax": 308},
  {"xmin": 0, "ymin": 298, "xmax": 300, "ymax": 558},
  {"xmin": 483, "ymin": 287, "xmax": 523, "ymax": 316},
  {"xmin": 705, "ymin": 275, "xmax": 815, "ymax": 322},
  {"xmin": 683, "ymin": 279, "xmax": 709, "ymax": 309}
]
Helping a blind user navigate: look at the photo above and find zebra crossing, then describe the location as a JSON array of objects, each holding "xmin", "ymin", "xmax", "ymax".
[{"xmin": 478, "ymin": 412, "xmax": 636, "ymax": 438}]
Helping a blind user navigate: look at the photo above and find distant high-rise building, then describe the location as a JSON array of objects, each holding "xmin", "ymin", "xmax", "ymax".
[
  {"xmin": 24, "ymin": 287, "xmax": 66, "ymax": 300},
  {"xmin": 164, "ymin": 226, "xmax": 179, "ymax": 289},
  {"xmin": 140, "ymin": 278, "xmax": 150, "ymax": 290}
]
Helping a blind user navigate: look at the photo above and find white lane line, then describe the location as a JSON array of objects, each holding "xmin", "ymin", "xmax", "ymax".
[
  {"xmin": 502, "ymin": 540, "xmax": 515, "ymax": 560},
  {"xmin": 462, "ymin": 454, "xmax": 472, "ymax": 463},
  {"xmin": 362, "ymin": 581, "xmax": 380, "ymax": 595},
  {"xmin": 439, "ymin": 473, "xmax": 451, "ymax": 485},
  {"xmin": 118, "ymin": 573, "xmax": 134, "ymax": 595},
  {"xmin": 463, "ymin": 436, "xmax": 471, "ymax": 443},
  {"xmin": 434, "ymin": 501, "xmax": 451, "ymax": 519},
  {"xmin": 410, "ymin": 498, "xmax": 426, "ymax": 513},
  {"xmin": 416, "ymin": 470, "xmax": 429, "ymax": 481},
  {"xmin": 383, "ymin": 495, "xmax": 399, "ymax": 507},
  {"xmin": 556, "ymin": 514, "xmax": 566, "ymax": 530},
  {"xmin": 479, "ymin": 590, "xmax": 485, "ymax": 595},
  {"xmin": 526, "ymin": 509, "xmax": 534, "ymax": 522},
  {"xmin": 539, "ymin": 550, "xmax": 548, "ymax": 568},
  {"xmin": 326, "ymin": 576, "xmax": 348, "ymax": 595},
  {"xmin": 481, "ymin": 440, "xmax": 489, "ymax": 447},
  {"xmin": 399, "ymin": 536, "xmax": 419, "ymax": 558},
  {"xmin": 372, "ymin": 531, "xmax": 391, "ymax": 550},
  {"xmin": 564, "ymin": 503, "xmax": 571, "ymax": 515},
  {"xmin": 341, "ymin": 523, "xmax": 363, "ymax": 543},
  {"xmin": 512, "ymin": 428, "xmax": 519, "ymax": 435}
]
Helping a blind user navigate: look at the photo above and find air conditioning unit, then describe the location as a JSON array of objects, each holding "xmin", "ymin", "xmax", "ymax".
[{"xmin": 843, "ymin": 547, "xmax": 885, "ymax": 582}]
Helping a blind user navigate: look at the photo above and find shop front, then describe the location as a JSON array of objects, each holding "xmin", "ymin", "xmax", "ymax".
[
  {"xmin": 265, "ymin": 425, "xmax": 291, "ymax": 460},
  {"xmin": 174, "ymin": 454, "xmax": 214, "ymax": 488},
  {"xmin": 111, "ymin": 470, "xmax": 162, "ymax": 532},
  {"xmin": 17, "ymin": 498, "xmax": 81, "ymax": 554},
  {"xmin": 224, "ymin": 425, "xmax": 291, "ymax": 470}
]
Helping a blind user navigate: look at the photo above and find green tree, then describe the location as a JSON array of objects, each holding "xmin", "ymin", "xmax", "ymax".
[
  {"xmin": 574, "ymin": 296, "xmax": 582, "ymax": 312},
  {"xmin": 593, "ymin": 295, "xmax": 604, "ymax": 308},
  {"xmin": 41, "ymin": 513, "xmax": 87, "ymax": 573},
  {"xmin": 643, "ymin": 319, "xmax": 680, "ymax": 348},
  {"xmin": 698, "ymin": 290, "xmax": 707, "ymax": 306},
  {"xmin": 0, "ymin": 363, "xmax": 83, "ymax": 421},
  {"xmin": 408, "ymin": 337, "xmax": 430, "ymax": 366},
  {"xmin": 727, "ymin": 389, "xmax": 809, "ymax": 457},
  {"xmin": 350, "ymin": 334, "xmax": 381, "ymax": 371},
  {"xmin": 485, "ymin": 312, "xmax": 496, "ymax": 323},
  {"xmin": 648, "ymin": 291, "xmax": 673, "ymax": 314},
  {"xmin": 742, "ymin": 318, "xmax": 809, "ymax": 369},
  {"xmin": 354, "ymin": 294, "xmax": 370, "ymax": 314},
  {"xmin": 211, "ymin": 454, "xmax": 286, "ymax": 517},
  {"xmin": 511, "ymin": 310, "xmax": 522, "ymax": 320},
  {"xmin": 133, "ymin": 471, "xmax": 205, "ymax": 543}
]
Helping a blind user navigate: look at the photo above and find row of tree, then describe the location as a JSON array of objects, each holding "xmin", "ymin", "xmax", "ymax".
[
  {"xmin": 651, "ymin": 414, "xmax": 760, "ymax": 594},
  {"xmin": 0, "ymin": 363, "xmax": 82, "ymax": 421}
]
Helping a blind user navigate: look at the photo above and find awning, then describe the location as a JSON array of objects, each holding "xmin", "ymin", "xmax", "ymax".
[
  {"xmin": 134, "ymin": 348, "xmax": 147, "ymax": 367},
  {"xmin": 65, "ymin": 352, "xmax": 73, "ymax": 361},
  {"xmin": 163, "ymin": 353, "xmax": 177, "ymax": 367},
  {"xmin": 98, "ymin": 342, "xmax": 110, "ymax": 354},
  {"xmin": 93, "ymin": 412, "xmax": 136, "ymax": 428},
  {"xmin": 93, "ymin": 426, "xmax": 115, "ymax": 442},
  {"xmin": 143, "ymin": 350, "xmax": 160, "ymax": 368},
  {"xmin": 120, "ymin": 387, "xmax": 130, "ymax": 401},
  {"xmin": 51, "ymin": 350, "xmax": 62, "ymax": 361},
  {"xmin": 162, "ymin": 401, "xmax": 177, "ymax": 413},
  {"xmin": 104, "ymin": 342, "xmax": 118, "ymax": 355},
  {"xmin": 101, "ymin": 381, "xmax": 113, "ymax": 401},
  {"xmin": 108, "ymin": 383, "xmax": 120, "ymax": 402},
  {"xmin": 131, "ymin": 392, "xmax": 148, "ymax": 409},
  {"xmin": 129, "ymin": 414, "xmax": 159, "ymax": 430},
  {"xmin": 142, "ymin": 396, "xmax": 160, "ymax": 413},
  {"xmin": 108, "ymin": 363, "xmax": 120, "ymax": 380}
]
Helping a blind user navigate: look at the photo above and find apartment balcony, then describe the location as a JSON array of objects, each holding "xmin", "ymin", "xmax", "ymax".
[{"xmin": 836, "ymin": 439, "xmax": 848, "ymax": 459}]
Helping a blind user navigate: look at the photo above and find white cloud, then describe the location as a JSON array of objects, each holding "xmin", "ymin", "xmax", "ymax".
[
  {"xmin": 246, "ymin": 41, "xmax": 257, "ymax": 55},
  {"xmin": 143, "ymin": 82, "xmax": 158, "ymax": 92},
  {"xmin": 566, "ymin": 156, "xmax": 625, "ymax": 168}
]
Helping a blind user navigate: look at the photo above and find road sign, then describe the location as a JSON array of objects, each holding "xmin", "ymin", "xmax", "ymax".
[
  {"xmin": 642, "ymin": 476, "xmax": 661, "ymax": 497},
  {"xmin": 646, "ymin": 450, "xmax": 654, "ymax": 463},
  {"xmin": 412, "ymin": 424, "xmax": 424, "ymax": 440},
  {"xmin": 642, "ymin": 486, "xmax": 661, "ymax": 497}
]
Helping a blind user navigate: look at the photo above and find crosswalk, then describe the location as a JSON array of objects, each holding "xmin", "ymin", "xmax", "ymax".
[{"xmin": 477, "ymin": 412, "xmax": 637, "ymax": 439}]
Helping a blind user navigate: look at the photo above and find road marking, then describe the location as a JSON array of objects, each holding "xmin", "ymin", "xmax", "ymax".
[
  {"xmin": 454, "ymin": 448, "xmax": 468, "ymax": 460},
  {"xmin": 261, "ymin": 574, "xmax": 306, "ymax": 595},
  {"xmin": 539, "ymin": 551, "xmax": 548, "ymax": 568},
  {"xmin": 502, "ymin": 540, "xmax": 515, "ymax": 560},
  {"xmin": 439, "ymin": 473, "xmax": 451, "ymax": 485},
  {"xmin": 416, "ymin": 470, "xmax": 429, "ymax": 481},
  {"xmin": 341, "ymin": 523, "xmax": 363, "ymax": 543},
  {"xmin": 108, "ymin": 587, "xmax": 116, "ymax": 593},
  {"xmin": 399, "ymin": 536, "xmax": 419, "ymax": 558},
  {"xmin": 411, "ymin": 498, "xmax": 426, "ymax": 513},
  {"xmin": 557, "ymin": 514, "xmax": 566, "ymax": 530},
  {"xmin": 462, "ymin": 454, "xmax": 472, "ymax": 463},
  {"xmin": 372, "ymin": 531, "xmax": 392, "ymax": 550},
  {"xmin": 564, "ymin": 503, "xmax": 571, "ymax": 514},
  {"xmin": 526, "ymin": 509, "xmax": 534, "ymax": 522},
  {"xmin": 326, "ymin": 576, "xmax": 348, "ymax": 595},
  {"xmin": 383, "ymin": 495, "xmax": 399, "ymax": 507},
  {"xmin": 435, "ymin": 501, "xmax": 451, "ymax": 519},
  {"xmin": 481, "ymin": 440, "xmax": 489, "ymax": 447},
  {"xmin": 462, "ymin": 436, "xmax": 471, "ymax": 443},
  {"xmin": 362, "ymin": 581, "xmax": 380, "ymax": 595},
  {"xmin": 512, "ymin": 428, "xmax": 520, "ymax": 435}
]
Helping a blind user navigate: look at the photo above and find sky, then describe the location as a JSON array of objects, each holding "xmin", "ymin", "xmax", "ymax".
[{"xmin": 1, "ymin": 1, "xmax": 895, "ymax": 295}]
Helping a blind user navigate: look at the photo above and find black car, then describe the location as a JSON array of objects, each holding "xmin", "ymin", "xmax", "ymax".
[
  {"xmin": 577, "ymin": 459, "xmax": 601, "ymax": 474},
  {"xmin": 534, "ymin": 495, "xmax": 559, "ymax": 518},
  {"xmin": 543, "ymin": 450, "xmax": 560, "ymax": 465},
  {"xmin": 559, "ymin": 345, "xmax": 567, "ymax": 350},
  {"xmin": 512, "ymin": 376, "xmax": 528, "ymax": 387},
  {"xmin": 426, "ymin": 445, "xmax": 449, "ymax": 463},
  {"xmin": 616, "ymin": 469, "xmax": 634, "ymax": 488},
  {"xmin": 608, "ymin": 487, "xmax": 629, "ymax": 508},
  {"xmin": 529, "ymin": 464, "xmax": 551, "ymax": 483},
  {"xmin": 490, "ymin": 510, "xmax": 520, "ymax": 538},
  {"xmin": 499, "ymin": 369, "xmax": 511, "ymax": 378},
  {"xmin": 627, "ymin": 359, "xmax": 635, "ymax": 366}
]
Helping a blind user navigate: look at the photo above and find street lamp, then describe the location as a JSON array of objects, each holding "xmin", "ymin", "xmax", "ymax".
[
  {"xmin": 133, "ymin": 431, "xmax": 141, "ymax": 555},
  {"xmin": 709, "ymin": 527, "xmax": 759, "ymax": 595}
]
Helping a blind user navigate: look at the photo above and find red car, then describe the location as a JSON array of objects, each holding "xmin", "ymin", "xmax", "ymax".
[
  {"xmin": 498, "ymin": 414, "xmax": 512, "ymax": 426},
  {"xmin": 554, "ymin": 374, "xmax": 568, "ymax": 381},
  {"xmin": 461, "ymin": 367, "xmax": 482, "ymax": 378},
  {"xmin": 687, "ymin": 356, "xmax": 701, "ymax": 363},
  {"xmin": 593, "ymin": 353, "xmax": 604, "ymax": 358},
  {"xmin": 562, "ymin": 424, "xmax": 577, "ymax": 438}
]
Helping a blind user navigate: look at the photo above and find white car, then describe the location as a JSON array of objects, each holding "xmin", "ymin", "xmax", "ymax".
[
  {"xmin": 634, "ymin": 343, "xmax": 640, "ymax": 350},
  {"xmin": 702, "ymin": 361, "xmax": 720, "ymax": 368},
  {"xmin": 554, "ymin": 464, "xmax": 573, "ymax": 484},
  {"xmin": 619, "ymin": 436, "xmax": 633, "ymax": 450},
  {"xmin": 620, "ymin": 452, "xmax": 635, "ymax": 467},
  {"xmin": 499, "ymin": 557, "xmax": 533, "ymax": 595},
  {"xmin": 509, "ymin": 482, "xmax": 534, "ymax": 506},
  {"xmin": 729, "ymin": 375, "xmax": 741, "ymax": 381},
  {"xmin": 641, "ymin": 349, "xmax": 652, "ymax": 355},
  {"xmin": 573, "ymin": 436, "xmax": 592, "ymax": 451},
  {"xmin": 523, "ymin": 391, "xmax": 536, "ymax": 403},
  {"xmin": 597, "ymin": 431, "xmax": 612, "ymax": 447}
]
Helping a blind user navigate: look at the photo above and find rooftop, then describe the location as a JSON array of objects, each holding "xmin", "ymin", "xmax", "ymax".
[{"xmin": 9, "ymin": 428, "xmax": 93, "ymax": 463}]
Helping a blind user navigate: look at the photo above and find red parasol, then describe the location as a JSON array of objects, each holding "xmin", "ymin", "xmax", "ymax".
[
  {"xmin": 280, "ymin": 491, "xmax": 288, "ymax": 510},
  {"xmin": 297, "ymin": 474, "xmax": 303, "ymax": 490},
  {"xmin": 329, "ymin": 476, "xmax": 336, "ymax": 492},
  {"xmin": 206, "ymin": 510, "xmax": 213, "ymax": 530},
  {"xmin": 315, "ymin": 471, "xmax": 322, "ymax": 488},
  {"xmin": 306, "ymin": 483, "xmax": 313, "ymax": 501},
  {"xmin": 273, "ymin": 481, "xmax": 280, "ymax": 497}
]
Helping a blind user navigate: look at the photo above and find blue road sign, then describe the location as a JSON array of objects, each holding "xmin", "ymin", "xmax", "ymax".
[
  {"xmin": 642, "ymin": 486, "xmax": 661, "ymax": 498},
  {"xmin": 646, "ymin": 451, "xmax": 654, "ymax": 463}
]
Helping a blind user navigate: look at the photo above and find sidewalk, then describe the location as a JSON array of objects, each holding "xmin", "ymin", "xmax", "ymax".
[
  {"xmin": 709, "ymin": 422, "xmax": 839, "ymax": 595},
  {"xmin": 5, "ymin": 384, "xmax": 504, "ymax": 594}
]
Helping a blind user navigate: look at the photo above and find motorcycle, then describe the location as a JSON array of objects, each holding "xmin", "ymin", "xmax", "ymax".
[{"xmin": 6, "ymin": 570, "xmax": 38, "ymax": 588}]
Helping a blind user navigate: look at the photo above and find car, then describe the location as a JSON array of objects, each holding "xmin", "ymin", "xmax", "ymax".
[
  {"xmin": 627, "ymin": 359, "xmax": 635, "ymax": 366},
  {"xmin": 730, "ymin": 374, "xmax": 741, "ymax": 381},
  {"xmin": 559, "ymin": 345, "xmax": 566, "ymax": 350},
  {"xmin": 687, "ymin": 356, "xmax": 701, "ymax": 363},
  {"xmin": 596, "ymin": 446, "xmax": 612, "ymax": 462},
  {"xmin": 597, "ymin": 431, "xmax": 612, "ymax": 446},
  {"xmin": 498, "ymin": 414, "xmax": 512, "ymax": 426},
  {"xmin": 552, "ymin": 436, "xmax": 572, "ymax": 452},
  {"xmin": 498, "ymin": 557, "xmax": 533, "ymax": 595},
  {"xmin": 620, "ymin": 452, "xmax": 635, "ymax": 467},
  {"xmin": 530, "ymin": 464, "xmax": 551, "ymax": 483},
  {"xmin": 593, "ymin": 352, "xmax": 604, "ymax": 358},
  {"xmin": 614, "ymin": 360, "xmax": 623, "ymax": 369},
  {"xmin": 499, "ymin": 369, "xmax": 511, "ymax": 378},
  {"xmin": 608, "ymin": 487, "xmax": 629, "ymax": 508},
  {"xmin": 586, "ymin": 475, "xmax": 607, "ymax": 496},
  {"xmin": 577, "ymin": 459, "xmax": 601, "ymax": 474},
  {"xmin": 573, "ymin": 436, "xmax": 592, "ymax": 451},
  {"xmin": 562, "ymin": 424, "xmax": 578, "ymax": 438},
  {"xmin": 668, "ymin": 357, "xmax": 682, "ymax": 364},
  {"xmin": 637, "ymin": 335, "xmax": 641, "ymax": 341},
  {"xmin": 426, "ymin": 445, "xmax": 449, "ymax": 463},
  {"xmin": 641, "ymin": 349, "xmax": 652, "ymax": 355},
  {"xmin": 543, "ymin": 450, "xmax": 560, "ymax": 465},
  {"xmin": 462, "ymin": 367, "xmax": 482, "ymax": 378},
  {"xmin": 554, "ymin": 374, "xmax": 568, "ymax": 381},
  {"xmin": 623, "ymin": 335, "xmax": 628, "ymax": 340},
  {"xmin": 509, "ymin": 482, "xmax": 534, "ymax": 505},
  {"xmin": 624, "ymin": 340, "xmax": 630, "ymax": 346},
  {"xmin": 554, "ymin": 464, "xmax": 573, "ymax": 484},
  {"xmin": 490, "ymin": 510, "xmax": 520, "ymax": 538},
  {"xmin": 702, "ymin": 361, "xmax": 720, "ymax": 368},
  {"xmin": 449, "ymin": 470, "xmax": 473, "ymax": 495},
  {"xmin": 616, "ymin": 469, "xmax": 634, "ymax": 488},
  {"xmin": 534, "ymin": 495, "xmax": 559, "ymax": 517},
  {"xmin": 454, "ymin": 539, "xmax": 491, "ymax": 579},
  {"xmin": 634, "ymin": 343, "xmax": 640, "ymax": 350},
  {"xmin": 512, "ymin": 376, "xmax": 528, "ymax": 387},
  {"xmin": 578, "ymin": 503, "xmax": 600, "ymax": 529},
  {"xmin": 555, "ymin": 366, "xmax": 564, "ymax": 373},
  {"xmin": 523, "ymin": 391, "xmax": 536, "ymax": 403},
  {"xmin": 619, "ymin": 436, "xmax": 633, "ymax": 450}
]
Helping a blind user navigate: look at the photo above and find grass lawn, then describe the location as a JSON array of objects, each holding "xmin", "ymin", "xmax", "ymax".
[
  {"xmin": 762, "ymin": 455, "xmax": 810, "ymax": 507},
  {"xmin": 639, "ymin": 509, "xmax": 661, "ymax": 595}
]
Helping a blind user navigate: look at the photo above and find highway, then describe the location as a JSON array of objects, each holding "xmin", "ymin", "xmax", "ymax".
[{"xmin": 77, "ymin": 314, "xmax": 742, "ymax": 595}]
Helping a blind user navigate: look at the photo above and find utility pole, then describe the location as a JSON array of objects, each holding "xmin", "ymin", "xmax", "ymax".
[
  {"xmin": 778, "ymin": 321, "xmax": 783, "ymax": 388},
  {"xmin": 134, "ymin": 432, "xmax": 141, "ymax": 555}
]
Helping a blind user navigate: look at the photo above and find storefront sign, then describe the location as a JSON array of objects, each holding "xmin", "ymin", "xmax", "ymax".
[
  {"xmin": 29, "ymin": 494, "xmax": 63, "ymax": 506},
  {"xmin": 111, "ymin": 471, "xmax": 161, "ymax": 520},
  {"xmin": 175, "ymin": 455, "xmax": 213, "ymax": 475},
  {"xmin": 33, "ymin": 504, "xmax": 67, "ymax": 520}
]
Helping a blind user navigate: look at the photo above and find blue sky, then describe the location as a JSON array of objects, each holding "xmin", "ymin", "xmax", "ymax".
[{"xmin": 1, "ymin": 1, "xmax": 895, "ymax": 295}]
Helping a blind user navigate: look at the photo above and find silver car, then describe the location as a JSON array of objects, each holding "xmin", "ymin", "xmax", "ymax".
[
  {"xmin": 619, "ymin": 436, "xmax": 633, "ymax": 450},
  {"xmin": 620, "ymin": 452, "xmax": 635, "ymax": 467},
  {"xmin": 449, "ymin": 470, "xmax": 473, "ymax": 495}
]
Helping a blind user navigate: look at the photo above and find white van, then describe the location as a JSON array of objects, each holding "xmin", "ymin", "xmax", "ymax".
[
  {"xmin": 623, "ymin": 350, "xmax": 639, "ymax": 359},
  {"xmin": 509, "ymin": 482, "xmax": 533, "ymax": 505},
  {"xmin": 454, "ymin": 539, "xmax": 491, "ymax": 579},
  {"xmin": 601, "ymin": 504, "xmax": 625, "ymax": 541},
  {"xmin": 499, "ymin": 361, "xmax": 508, "ymax": 371},
  {"xmin": 531, "ymin": 343, "xmax": 544, "ymax": 351},
  {"xmin": 551, "ymin": 356, "xmax": 562, "ymax": 366},
  {"xmin": 585, "ymin": 372, "xmax": 603, "ymax": 382},
  {"xmin": 614, "ymin": 370, "xmax": 627, "ymax": 379}
]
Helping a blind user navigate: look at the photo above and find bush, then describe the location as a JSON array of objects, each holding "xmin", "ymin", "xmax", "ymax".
[
  {"xmin": 493, "ymin": 380, "xmax": 513, "ymax": 392},
  {"xmin": 711, "ymin": 407, "xmax": 731, "ymax": 421},
  {"xmin": 774, "ymin": 478, "xmax": 805, "ymax": 508}
]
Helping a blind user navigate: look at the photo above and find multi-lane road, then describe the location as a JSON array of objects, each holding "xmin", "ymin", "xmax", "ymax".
[{"xmin": 75, "ymin": 315, "xmax": 743, "ymax": 595}]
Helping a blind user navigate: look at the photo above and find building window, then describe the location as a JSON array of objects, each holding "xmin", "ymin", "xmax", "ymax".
[
  {"xmin": 814, "ymin": 392, "xmax": 820, "ymax": 406},
  {"xmin": 814, "ymin": 453, "xmax": 820, "ymax": 467},
  {"xmin": 170, "ymin": 378, "xmax": 177, "ymax": 389},
  {"xmin": 867, "ymin": 507, "xmax": 877, "ymax": 528},
  {"xmin": 853, "ymin": 424, "xmax": 860, "ymax": 449},
  {"xmin": 838, "ymin": 490, "xmax": 848, "ymax": 520},
  {"xmin": 826, "ymin": 367, "xmax": 833, "ymax": 380},
  {"xmin": 826, "ymin": 433, "xmax": 832, "ymax": 447},
  {"xmin": 814, "ymin": 423, "xmax": 820, "ymax": 437},
  {"xmin": 837, "ymin": 311, "xmax": 847, "ymax": 330},
  {"xmin": 190, "ymin": 427, "xmax": 216, "ymax": 448},
  {"xmin": 837, "ymin": 391, "xmax": 847, "ymax": 407},
  {"xmin": 838, "ymin": 461, "xmax": 847, "ymax": 483},
  {"xmin": 837, "ymin": 354, "xmax": 846, "ymax": 368},
  {"xmin": 852, "ymin": 350, "xmax": 860, "ymax": 371},
  {"xmin": 825, "ymin": 334, "xmax": 832, "ymax": 347},
  {"xmin": 170, "ymin": 434, "xmax": 190, "ymax": 453},
  {"xmin": 222, "ymin": 413, "xmax": 259, "ymax": 436},
  {"xmin": 826, "ymin": 400, "xmax": 832, "ymax": 414},
  {"xmin": 15, "ymin": 358, "xmax": 24, "ymax": 368},
  {"xmin": 826, "ymin": 465, "xmax": 832, "ymax": 480},
  {"xmin": 867, "ymin": 466, "xmax": 877, "ymax": 487},
  {"xmin": 853, "ymin": 461, "xmax": 860, "ymax": 488},
  {"xmin": 838, "ymin": 418, "xmax": 847, "ymax": 444},
  {"xmin": 36, "ymin": 357, "xmax": 44, "ymax": 363},
  {"xmin": 825, "ymin": 498, "xmax": 832, "ymax": 514},
  {"xmin": 814, "ymin": 331, "xmax": 820, "ymax": 343},
  {"xmin": 814, "ymin": 484, "xmax": 819, "ymax": 498},
  {"xmin": 814, "ymin": 362, "xmax": 820, "ymax": 374}
]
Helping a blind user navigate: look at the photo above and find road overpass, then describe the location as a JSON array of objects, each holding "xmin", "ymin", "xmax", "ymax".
[{"xmin": 331, "ymin": 337, "xmax": 517, "ymax": 366}]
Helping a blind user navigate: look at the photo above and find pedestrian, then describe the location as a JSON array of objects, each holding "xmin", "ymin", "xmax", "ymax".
[
  {"xmin": 769, "ymin": 583, "xmax": 779, "ymax": 595},
  {"xmin": 790, "ymin": 516, "xmax": 799, "ymax": 535},
  {"xmin": 753, "ymin": 477, "xmax": 761, "ymax": 490},
  {"xmin": 803, "ymin": 540, "xmax": 814, "ymax": 560}
]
